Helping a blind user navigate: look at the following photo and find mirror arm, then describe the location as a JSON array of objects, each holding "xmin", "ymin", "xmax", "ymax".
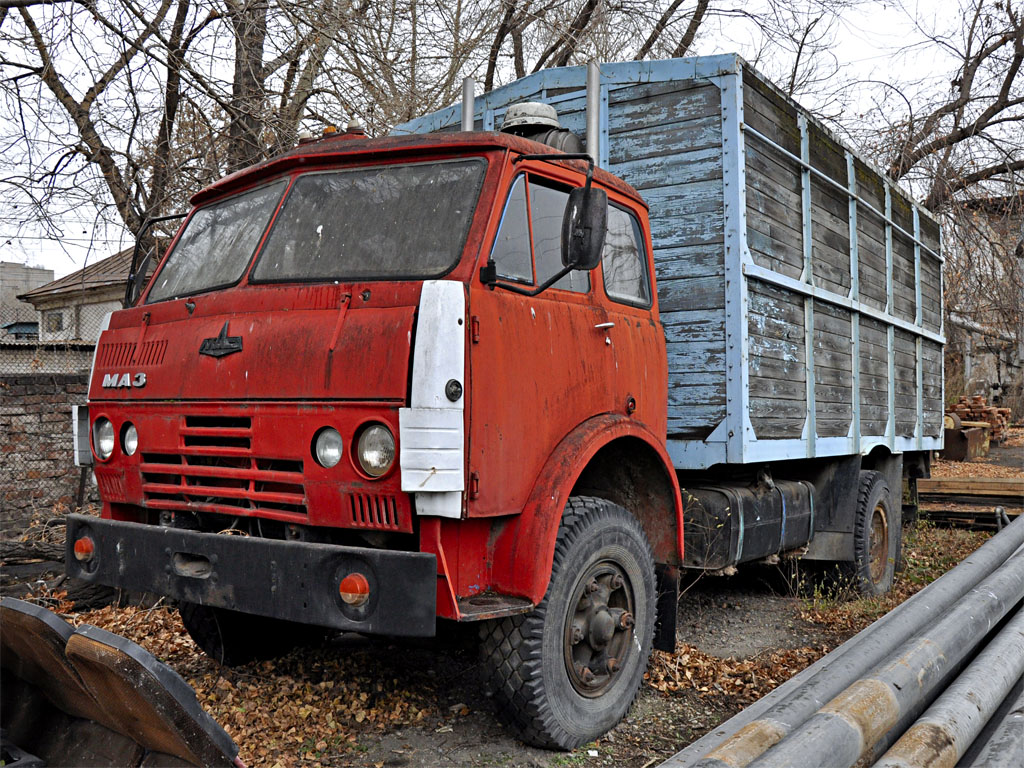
[
  {"xmin": 479, "ymin": 259, "xmax": 574, "ymax": 297},
  {"xmin": 124, "ymin": 212, "xmax": 187, "ymax": 308}
]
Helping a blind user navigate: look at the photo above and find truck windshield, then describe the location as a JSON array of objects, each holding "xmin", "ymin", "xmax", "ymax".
[
  {"xmin": 147, "ymin": 179, "xmax": 287, "ymax": 302},
  {"xmin": 251, "ymin": 158, "xmax": 485, "ymax": 282}
]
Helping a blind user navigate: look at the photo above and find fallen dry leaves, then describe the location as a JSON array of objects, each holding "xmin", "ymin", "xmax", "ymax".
[
  {"xmin": 65, "ymin": 604, "xmax": 436, "ymax": 767},
  {"xmin": 646, "ymin": 643, "xmax": 824, "ymax": 706}
]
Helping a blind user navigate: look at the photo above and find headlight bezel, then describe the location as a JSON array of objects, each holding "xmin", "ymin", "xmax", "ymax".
[
  {"xmin": 92, "ymin": 417, "xmax": 116, "ymax": 461},
  {"xmin": 355, "ymin": 423, "xmax": 396, "ymax": 478},
  {"xmin": 121, "ymin": 422, "xmax": 139, "ymax": 456},
  {"xmin": 313, "ymin": 427, "xmax": 344, "ymax": 468}
]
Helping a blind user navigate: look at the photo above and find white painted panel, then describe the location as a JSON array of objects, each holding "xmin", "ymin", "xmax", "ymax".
[
  {"xmin": 399, "ymin": 407, "xmax": 465, "ymax": 492},
  {"xmin": 410, "ymin": 281, "xmax": 465, "ymax": 408},
  {"xmin": 400, "ymin": 280, "xmax": 466, "ymax": 518}
]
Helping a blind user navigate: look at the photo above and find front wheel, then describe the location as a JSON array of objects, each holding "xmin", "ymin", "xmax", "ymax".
[
  {"xmin": 179, "ymin": 603, "xmax": 326, "ymax": 666},
  {"xmin": 480, "ymin": 497, "xmax": 656, "ymax": 749}
]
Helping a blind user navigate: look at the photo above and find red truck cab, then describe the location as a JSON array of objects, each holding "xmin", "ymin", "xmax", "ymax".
[{"xmin": 67, "ymin": 129, "xmax": 684, "ymax": 749}]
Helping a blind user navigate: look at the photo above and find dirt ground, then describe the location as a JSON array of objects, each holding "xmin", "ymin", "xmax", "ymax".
[{"xmin": 4, "ymin": 437, "xmax": 1020, "ymax": 767}]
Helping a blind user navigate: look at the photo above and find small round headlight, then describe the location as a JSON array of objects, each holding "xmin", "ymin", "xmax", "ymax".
[
  {"xmin": 314, "ymin": 428, "xmax": 344, "ymax": 468},
  {"xmin": 93, "ymin": 418, "xmax": 115, "ymax": 460},
  {"xmin": 357, "ymin": 424, "xmax": 395, "ymax": 478},
  {"xmin": 122, "ymin": 423, "xmax": 138, "ymax": 456}
]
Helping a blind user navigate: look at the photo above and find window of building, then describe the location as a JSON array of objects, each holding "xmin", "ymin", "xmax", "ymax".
[{"xmin": 44, "ymin": 310, "xmax": 64, "ymax": 333}]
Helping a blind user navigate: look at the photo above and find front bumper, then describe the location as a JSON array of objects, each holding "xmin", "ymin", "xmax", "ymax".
[{"xmin": 66, "ymin": 515, "xmax": 437, "ymax": 636}]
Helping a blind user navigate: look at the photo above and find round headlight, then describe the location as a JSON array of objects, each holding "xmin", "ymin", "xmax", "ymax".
[
  {"xmin": 314, "ymin": 428, "xmax": 344, "ymax": 468},
  {"xmin": 93, "ymin": 418, "xmax": 115, "ymax": 460},
  {"xmin": 122, "ymin": 423, "xmax": 138, "ymax": 456},
  {"xmin": 357, "ymin": 424, "xmax": 395, "ymax": 478}
]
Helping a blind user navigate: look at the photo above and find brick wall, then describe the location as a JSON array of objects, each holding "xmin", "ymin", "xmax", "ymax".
[{"xmin": 1, "ymin": 373, "xmax": 96, "ymax": 537}]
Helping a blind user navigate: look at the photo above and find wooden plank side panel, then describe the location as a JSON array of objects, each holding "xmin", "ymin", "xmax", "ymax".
[
  {"xmin": 920, "ymin": 255, "xmax": 942, "ymax": 332},
  {"xmin": 857, "ymin": 208, "xmax": 889, "ymax": 312},
  {"xmin": 860, "ymin": 316, "xmax": 890, "ymax": 436},
  {"xmin": 810, "ymin": 177, "xmax": 852, "ymax": 296},
  {"xmin": 922, "ymin": 340, "xmax": 943, "ymax": 437},
  {"xmin": 609, "ymin": 78, "xmax": 729, "ymax": 443},
  {"xmin": 814, "ymin": 302, "xmax": 853, "ymax": 436},
  {"xmin": 748, "ymin": 280, "xmax": 806, "ymax": 439},
  {"xmin": 894, "ymin": 329, "xmax": 918, "ymax": 437},
  {"xmin": 892, "ymin": 231, "xmax": 917, "ymax": 323},
  {"xmin": 745, "ymin": 143, "xmax": 804, "ymax": 279}
]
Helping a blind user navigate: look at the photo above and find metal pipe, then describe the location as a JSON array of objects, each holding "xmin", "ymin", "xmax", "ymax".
[
  {"xmin": 746, "ymin": 548, "xmax": 1024, "ymax": 768},
  {"xmin": 461, "ymin": 77, "xmax": 475, "ymax": 132},
  {"xmin": 586, "ymin": 60, "xmax": 600, "ymax": 165},
  {"xmin": 957, "ymin": 679, "xmax": 1024, "ymax": 768},
  {"xmin": 873, "ymin": 607, "xmax": 1024, "ymax": 768},
  {"xmin": 664, "ymin": 514, "xmax": 1024, "ymax": 768}
]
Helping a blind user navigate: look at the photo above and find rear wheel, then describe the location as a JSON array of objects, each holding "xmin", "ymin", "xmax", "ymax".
[
  {"xmin": 480, "ymin": 497, "xmax": 656, "ymax": 749},
  {"xmin": 845, "ymin": 471, "xmax": 898, "ymax": 596},
  {"xmin": 179, "ymin": 603, "xmax": 325, "ymax": 666}
]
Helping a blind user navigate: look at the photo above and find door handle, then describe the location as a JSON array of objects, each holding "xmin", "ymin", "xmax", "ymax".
[{"xmin": 594, "ymin": 322, "xmax": 615, "ymax": 329}]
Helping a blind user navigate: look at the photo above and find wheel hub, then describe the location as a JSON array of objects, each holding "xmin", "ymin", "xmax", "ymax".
[
  {"xmin": 564, "ymin": 561, "xmax": 635, "ymax": 697},
  {"xmin": 868, "ymin": 503, "xmax": 889, "ymax": 584}
]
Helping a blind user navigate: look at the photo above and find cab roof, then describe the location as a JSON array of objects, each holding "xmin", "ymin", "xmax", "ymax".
[{"xmin": 191, "ymin": 131, "xmax": 645, "ymax": 208}]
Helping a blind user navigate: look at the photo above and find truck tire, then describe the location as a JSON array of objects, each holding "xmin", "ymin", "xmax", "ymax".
[
  {"xmin": 480, "ymin": 497, "xmax": 656, "ymax": 749},
  {"xmin": 845, "ymin": 471, "xmax": 897, "ymax": 596},
  {"xmin": 179, "ymin": 603, "xmax": 323, "ymax": 666}
]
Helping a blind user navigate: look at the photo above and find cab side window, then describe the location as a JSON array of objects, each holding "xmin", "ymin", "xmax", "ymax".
[
  {"xmin": 490, "ymin": 176, "xmax": 532, "ymax": 283},
  {"xmin": 531, "ymin": 182, "xmax": 589, "ymax": 293},
  {"xmin": 489, "ymin": 175, "xmax": 589, "ymax": 293},
  {"xmin": 602, "ymin": 205, "xmax": 651, "ymax": 306}
]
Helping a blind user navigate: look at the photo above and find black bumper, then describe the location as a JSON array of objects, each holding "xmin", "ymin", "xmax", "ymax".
[{"xmin": 65, "ymin": 515, "xmax": 437, "ymax": 636}]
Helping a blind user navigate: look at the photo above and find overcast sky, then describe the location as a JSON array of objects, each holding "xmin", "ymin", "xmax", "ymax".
[{"xmin": 5, "ymin": 1, "xmax": 962, "ymax": 280}]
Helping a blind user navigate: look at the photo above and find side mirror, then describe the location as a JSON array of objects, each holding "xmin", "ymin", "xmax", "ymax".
[{"xmin": 561, "ymin": 186, "xmax": 607, "ymax": 271}]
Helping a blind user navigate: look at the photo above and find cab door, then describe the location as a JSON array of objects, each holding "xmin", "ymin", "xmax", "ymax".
[
  {"xmin": 467, "ymin": 169, "xmax": 616, "ymax": 518},
  {"xmin": 597, "ymin": 202, "xmax": 667, "ymax": 438}
]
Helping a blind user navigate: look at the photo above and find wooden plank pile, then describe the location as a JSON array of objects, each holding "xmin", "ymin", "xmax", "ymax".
[{"xmin": 948, "ymin": 395, "xmax": 1012, "ymax": 443}]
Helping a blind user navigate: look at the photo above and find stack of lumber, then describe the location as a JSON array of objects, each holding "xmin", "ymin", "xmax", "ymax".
[
  {"xmin": 948, "ymin": 395, "xmax": 1011, "ymax": 442},
  {"xmin": 918, "ymin": 477, "xmax": 1024, "ymax": 529}
]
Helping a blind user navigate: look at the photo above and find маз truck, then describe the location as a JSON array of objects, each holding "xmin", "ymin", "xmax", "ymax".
[{"xmin": 66, "ymin": 54, "xmax": 943, "ymax": 749}]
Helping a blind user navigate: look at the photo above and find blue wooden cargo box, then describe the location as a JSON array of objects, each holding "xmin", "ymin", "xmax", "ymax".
[{"xmin": 396, "ymin": 54, "xmax": 945, "ymax": 470}]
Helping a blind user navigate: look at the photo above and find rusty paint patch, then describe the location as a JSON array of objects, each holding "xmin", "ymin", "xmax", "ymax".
[
  {"xmin": 878, "ymin": 721, "xmax": 957, "ymax": 768},
  {"xmin": 822, "ymin": 679, "xmax": 901, "ymax": 756},
  {"xmin": 704, "ymin": 719, "xmax": 787, "ymax": 767}
]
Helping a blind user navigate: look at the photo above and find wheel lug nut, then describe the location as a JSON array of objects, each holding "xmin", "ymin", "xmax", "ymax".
[
  {"xmin": 607, "ymin": 657, "xmax": 619, "ymax": 673},
  {"xmin": 618, "ymin": 612, "xmax": 634, "ymax": 629},
  {"xmin": 611, "ymin": 574, "xmax": 624, "ymax": 589},
  {"xmin": 587, "ymin": 580, "xmax": 600, "ymax": 593},
  {"xmin": 581, "ymin": 666, "xmax": 595, "ymax": 683},
  {"xmin": 571, "ymin": 622, "xmax": 585, "ymax": 644}
]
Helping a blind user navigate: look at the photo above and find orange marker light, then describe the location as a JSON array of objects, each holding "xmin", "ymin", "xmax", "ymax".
[
  {"xmin": 74, "ymin": 536, "xmax": 95, "ymax": 562},
  {"xmin": 339, "ymin": 573, "xmax": 370, "ymax": 606}
]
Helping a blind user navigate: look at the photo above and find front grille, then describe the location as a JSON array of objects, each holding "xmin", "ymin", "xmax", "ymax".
[
  {"xmin": 141, "ymin": 427, "xmax": 307, "ymax": 518},
  {"xmin": 348, "ymin": 494, "xmax": 401, "ymax": 530},
  {"xmin": 96, "ymin": 473, "xmax": 125, "ymax": 501}
]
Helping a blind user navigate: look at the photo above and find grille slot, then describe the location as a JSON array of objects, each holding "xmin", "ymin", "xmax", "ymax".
[
  {"xmin": 349, "ymin": 494, "xmax": 400, "ymax": 530},
  {"xmin": 181, "ymin": 415, "xmax": 252, "ymax": 450}
]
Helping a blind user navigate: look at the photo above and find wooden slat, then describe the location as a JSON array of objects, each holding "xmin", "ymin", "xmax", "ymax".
[{"xmin": 918, "ymin": 478, "xmax": 1024, "ymax": 498}]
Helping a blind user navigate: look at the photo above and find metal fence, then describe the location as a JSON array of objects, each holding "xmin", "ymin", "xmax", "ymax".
[{"xmin": 1, "ymin": 305, "xmax": 104, "ymax": 537}]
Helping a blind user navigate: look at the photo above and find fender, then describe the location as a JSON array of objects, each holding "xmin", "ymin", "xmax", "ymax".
[{"xmin": 489, "ymin": 413, "xmax": 683, "ymax": 605}]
